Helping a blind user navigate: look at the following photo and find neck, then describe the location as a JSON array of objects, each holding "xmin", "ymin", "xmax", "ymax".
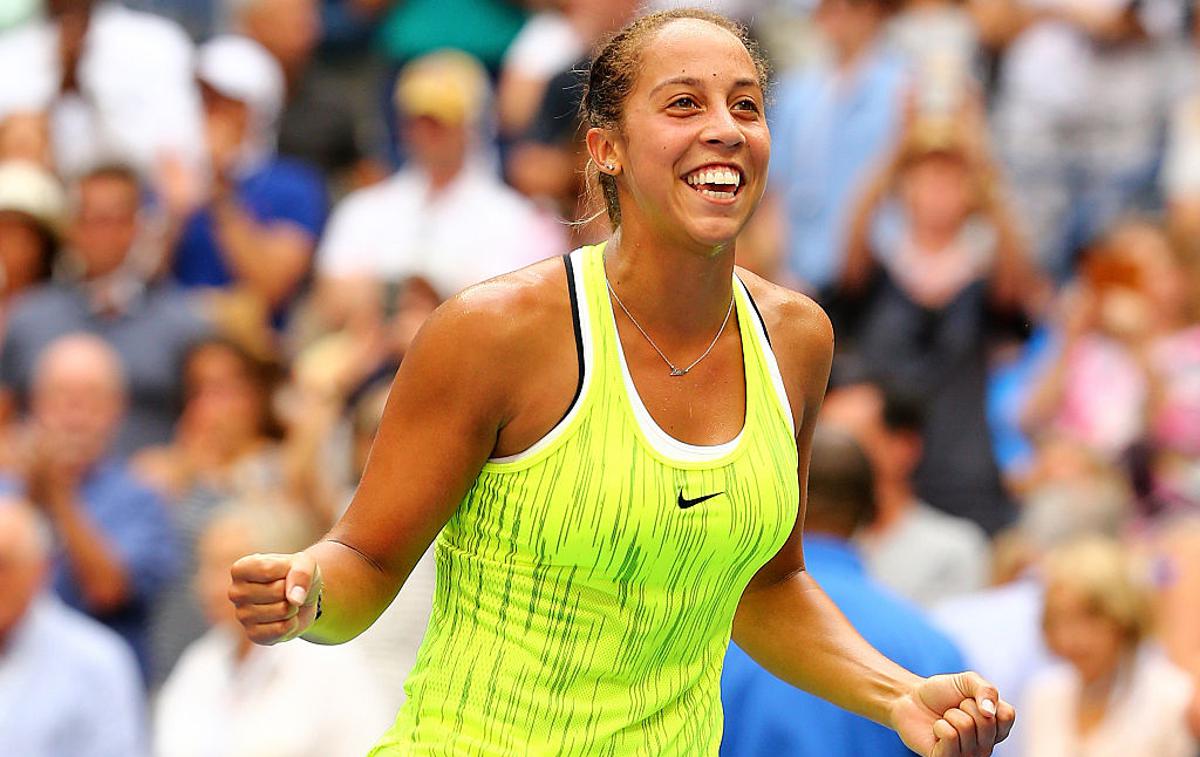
[
  {"xmin": 870, "ymin": 479, "xmax": 916, "ymax": 532},
  {"xmin": 910, "ymin": 223, "xmax": 961, "ymax": 252},
  {"xmin": 603, "ymin": 226, "xmax": 736, "ymax": 341},
  {"xmin": 426, "ymin": 158, "xmax": 465, "ymax": 194}
]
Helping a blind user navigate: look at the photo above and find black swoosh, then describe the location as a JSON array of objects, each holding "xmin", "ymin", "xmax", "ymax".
[{"xmin": 677, "ymin": 491, "xmax": 723, "ymax": 509}]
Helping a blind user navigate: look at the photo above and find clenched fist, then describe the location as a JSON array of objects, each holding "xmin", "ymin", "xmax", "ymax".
[{"xmin": 229, "ymin": 551, "xmax": 323, "ymax": 645}]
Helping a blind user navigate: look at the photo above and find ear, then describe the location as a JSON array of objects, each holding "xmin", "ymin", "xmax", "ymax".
[{"xmin": 585, "ymin": 126, "xmax": 622, "ymax": 176}]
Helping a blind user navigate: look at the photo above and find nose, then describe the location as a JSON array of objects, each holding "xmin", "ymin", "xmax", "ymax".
[{"xmin": 701, "ymin": 107, "xmax": 744, "ymax": 150}]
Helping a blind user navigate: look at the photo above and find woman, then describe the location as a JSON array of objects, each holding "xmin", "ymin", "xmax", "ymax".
[
  {"xmin": 230, "ymin": 10, "xmax": 1014, "ymax": 755},
  {"xmin": 1023, "ymin": 537, "xmax": 1198, "ymax": 756}
]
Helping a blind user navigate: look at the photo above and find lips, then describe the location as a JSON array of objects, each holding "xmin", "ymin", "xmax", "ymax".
[{"xmin": 683, "ymin": 164, "xmax": 744, "ymax": 201}]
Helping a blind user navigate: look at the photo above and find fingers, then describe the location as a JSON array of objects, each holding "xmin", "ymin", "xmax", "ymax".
[
  {"xmin": 284, "ymin": 551, "xmax": 319, "ymax": 607},
  {"xmin": 231, "ymin": 553, "xmax": 294, "ymax": 584},
  {"xmin": 228, "ymin": 578, "xmax": 286, "ymax": 605},
  {"xmin": 959, "ymin": 698, "xmax": 995, "ymax": 756},
  {"xmin": 931, "ymin": 718, "xmax": 962, "ymax": 757},
  {"xmin": 994, "ymin": 699, "xmax": 1017, "ymax": 745},
  {"xmin": 956, "ymin": 671, "xmax": 1000, "ymax": 722},
  {"xmin": 943, "ymin": 707, "xmax": 978, "ymax": 756},
  {"xmin": 244, "ymin": 616, "xmax": 300, "ymax": 646},
  {"xmin": 234, "ymin": 600, "xmax": 297, "ymax": 626}
]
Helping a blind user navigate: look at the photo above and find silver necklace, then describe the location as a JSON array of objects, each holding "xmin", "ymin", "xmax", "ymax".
[{"xmin": 604, "ymin": 269, "xmax": 735, "ymax": 377}]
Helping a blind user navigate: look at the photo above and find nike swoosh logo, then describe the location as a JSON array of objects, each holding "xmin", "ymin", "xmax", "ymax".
[{"xmin": 677, "ymin": 491, "xmax": 724, "ymax": 509}]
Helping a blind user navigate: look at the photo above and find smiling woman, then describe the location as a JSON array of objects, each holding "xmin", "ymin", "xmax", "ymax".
[{"xmin": 227, "ymin": 9, "xmax": 1014, "ymax": 756}]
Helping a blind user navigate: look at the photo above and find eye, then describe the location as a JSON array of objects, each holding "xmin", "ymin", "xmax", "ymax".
[
  {"xmin": 733, "ymin": 98, "xmax": 761, "ymax": 114},
  {"xmin": 668, "ymin": 96, "xmax": 700, "ymax": 110}
]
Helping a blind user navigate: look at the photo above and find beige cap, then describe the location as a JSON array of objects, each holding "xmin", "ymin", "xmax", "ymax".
[
  {"xmin": 0, "ymin": 160, "xmax": 66, "ymax": 237},
  {"xmin": 394, "ymin": 50, "xmax": 490, "ymax": 126}
]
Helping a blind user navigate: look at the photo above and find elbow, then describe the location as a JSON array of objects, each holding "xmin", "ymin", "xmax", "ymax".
[{"xmin": 83, "ymin": 577, "xmax": 133, "ymax": 615}]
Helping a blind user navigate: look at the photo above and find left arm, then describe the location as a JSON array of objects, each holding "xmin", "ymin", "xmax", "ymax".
[
  {"xmin": 212, "ymin": 195, "xmax": 315, "ymax": 309},
  {"xmin": 730, "ymin": 283, "xmax": 1015, "ymax": 757}
]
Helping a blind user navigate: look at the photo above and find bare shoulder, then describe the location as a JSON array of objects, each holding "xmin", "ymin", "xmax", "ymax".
[
  {"xmin": 403, "ymin": 257, "xmax": 576, "ymax": 423},
  {"xmin": 736, "ymin": 267, "xmax": 835, "ymax": 391}
]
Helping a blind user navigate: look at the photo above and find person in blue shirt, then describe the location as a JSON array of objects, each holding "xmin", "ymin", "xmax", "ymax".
[
  {"xmin": 0, "ymin": 498, "xmax": 149, "ymax": 757},
  {"xmin": 764, "ymin": 0, "xmax": 908, "ymax": 296},
  {"xmin": 5, "ymin": 333, "xmax": 179, "ymax": 680},
  {"xmin": 171, "ymin": 35, "xmax": 327, "ymax": 326},
  {"xmin": 721, "ymin": 425, "xmax": 967, "ymax": 757}
]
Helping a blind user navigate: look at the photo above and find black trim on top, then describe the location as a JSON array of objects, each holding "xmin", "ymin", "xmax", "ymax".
[
  {"xmin": 559, "ymin": 254, "xmax": 585, "ymax": 424},
  {"xmin": 740, "ymin": 278, "xmax": 773, "ymax": 347}
]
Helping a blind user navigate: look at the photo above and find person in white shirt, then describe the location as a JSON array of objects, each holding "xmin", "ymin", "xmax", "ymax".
[
  {"xmin": 1023, "ymin": 537, "xmax": 1198, "ymax": 757},
  {"xmin": 0, "ymin": 0, "xmax": 203, "ymax": 186},
  {"xmin": 314, "ymin": 49, "xmax": 565, "ymax": 322},
  {"xmin": 155, "ymin": 500, "xmax": 391, "ymax": 757}
]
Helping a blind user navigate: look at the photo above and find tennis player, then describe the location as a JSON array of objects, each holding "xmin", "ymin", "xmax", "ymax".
[{"xmin": 229, "ymin": 9, "xmax": 1015, "ymax": 755}]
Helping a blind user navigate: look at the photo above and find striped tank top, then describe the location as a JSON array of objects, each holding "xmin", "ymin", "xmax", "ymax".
[{"xmin": 369, "ymin": 243, "xmax": 799, "ymax": 755}]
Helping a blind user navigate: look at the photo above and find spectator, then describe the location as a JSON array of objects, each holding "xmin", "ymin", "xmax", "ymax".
[
  {"xmin": 133, "ymin": 336, "xmax": 315, "ymax": 684},
  {"xmin": 155, "ymin": 500, "xmax": 391, "ymax": 757},
  {"xmin": 0, "ymin": 498, "xmax": 148, "ymax": 757},
  {"xmin": 821, "ymin": 380, "xmax": 990, "ymax": 605},
  {"xmin": 988, "ymin": 0, "xmax": 1178, "ymax": 276},
  {"xmin": 839, "ymin": 105, "xmax": 1042, "ymax": 533},
  {"xmin": 0, "ymin": 164, "xmax": 210, "ymax": 456},
  {"xmin": 0, "ymin": 112, "xmax": 53, "ymax": 168},
  {"xmin": 171, "ymin": 35, "xmax": 327, "ymax": 328},
  {"xmin": 232, "ymin": 0, "xmax": 379, "ymax": 190},
  {"xmin": 0, "ymin": 160, "xmax": 63, "ymax": 309},
  {"xmin": 720, "ymin": 426, "xmax": 966, "ymax": 756},
  {"xmin": 314, "ymin": 49, "xmax": 564, "ymax": 322},
  {"xmin": 0, "ymin": 0, "xmax": 203, "ymax": 190},
  {"xmin": 763, "ymin": 0, "xmax": 908, "ymax": 295},
  {"xmin": 3, "ymin": 334, "xmax": 178, "ymax": 678},
  {"xmin": 1022, "ymin": 219, "xmax": 1200, "ymax": 515},
  {"xmin": 1023, "ymin": 537, "xmax": 1197, "ymax": 756}
]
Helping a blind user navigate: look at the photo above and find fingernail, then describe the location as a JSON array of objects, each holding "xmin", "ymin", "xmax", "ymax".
[
  {"xmin": 981, "ymin": 698, "xmax": 997, "ymax": 716},
  {"xmin": 288, "ymin": 586, "xmax": 307, "ymax": 605}
]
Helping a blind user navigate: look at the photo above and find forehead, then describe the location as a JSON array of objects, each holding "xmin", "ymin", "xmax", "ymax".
[{"xmin": 633, "ymin": 19, "xmax": 760, "ymax": 91}]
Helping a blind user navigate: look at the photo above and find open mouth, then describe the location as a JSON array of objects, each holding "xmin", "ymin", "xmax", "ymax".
[{"xmin": 683, "ymin": 165, "xmax": 743, "ymax": 201}]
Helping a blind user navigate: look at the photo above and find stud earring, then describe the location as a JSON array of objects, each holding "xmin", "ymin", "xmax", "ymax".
[{"xmin": 605, "ymin": 163, "xmax": 615, "ymax": 171}]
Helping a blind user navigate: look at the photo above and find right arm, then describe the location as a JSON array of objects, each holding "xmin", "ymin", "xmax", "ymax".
[{"xmin": 229, "ymin": 278, "xmax": 542, "ymax": 645}]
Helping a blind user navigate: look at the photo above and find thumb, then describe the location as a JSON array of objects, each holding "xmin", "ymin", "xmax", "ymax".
[
  {"xmin": 284, "ymin": 552, "xmax": 320, "ymax": 607},
  {"xmin": 957, "ymin": 671, "xmax": 1000, "ymax": 718}
]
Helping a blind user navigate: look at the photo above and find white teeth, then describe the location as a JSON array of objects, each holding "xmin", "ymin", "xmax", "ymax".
[{"xmin": 685, "ymin": 166, "xmax": 741, "ymax": 188}]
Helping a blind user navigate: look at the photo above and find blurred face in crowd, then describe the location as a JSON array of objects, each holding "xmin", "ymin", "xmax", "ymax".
[
  {"xmin": 196, "ymin": 515, "xmax": 250, "ymax": 630},
  {"xmin": 67, "ymin": 173, "xmax": 139, "ymax": 279},
  {"xmin": 814, "ymin": 0, "xmax": 886, "ymax": 60},
  {"xmin": 0, "ymin": 504, "xmax": 47, "ymax": 645},
  {"xmin": 201, "ymin": 85, "xmax": 252, "ymax": 174},
  {"xmin": 821, "ymin": 384, "xmax": 921, "ymax": 487},
  {"xmin": 900, "ymin": 152, "xmax": 974, "ymax": 239},
  {"xmin": 405, "ymin": 115, "xmax": 469, "ymax": 180},
  {"xmin": 31, "ymin": 337, "xmax": 125, "ymax": 468},
  {"xmin": 602, "ymin": 19, "xmax": 769, "ymax": 249},
  {"xmin": 1042, "ymin": 582, "xmax": 1131, "ymax": 685},
  {"xmin": 46, "ymin": 0, "xmax": 94, "ymax": 18},
  {"xmin": 0, "ymin": 212, "xmax": 50, "ymax": 295},
  {"xmin": 242, "ymin": 0, "xmax": 320, "ymax": 74},
  {"xmin": 183, "ymin": 343, "xmax": 269, "ymax": 445}
]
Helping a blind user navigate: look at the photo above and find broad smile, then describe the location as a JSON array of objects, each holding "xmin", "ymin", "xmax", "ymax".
[{"xmin": 682, "ymin": 163, "xmax": 745, "ymax": 204}]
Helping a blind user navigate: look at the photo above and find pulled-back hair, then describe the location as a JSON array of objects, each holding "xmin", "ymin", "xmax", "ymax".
[{"xmin": 579, "ymin": 9, "xmax": 769, "ymax": 228}]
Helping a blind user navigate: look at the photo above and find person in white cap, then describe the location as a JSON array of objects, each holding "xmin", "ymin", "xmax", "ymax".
[
  {"xmin": 170, "ymin": 34, "xmax": 327, "ymax": 326},
  {"xmin": 0, "ymin": 160, "xmax": 64, "ymax": 305}
]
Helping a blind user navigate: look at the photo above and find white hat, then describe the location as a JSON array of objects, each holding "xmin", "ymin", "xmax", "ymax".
[
  {"xmin": 0, "ymin": 160, "xmax": 66, "ymax": 237},
  {"xmin": 196, "ymin": 35, "xmax": 285, "ymax": 126}
]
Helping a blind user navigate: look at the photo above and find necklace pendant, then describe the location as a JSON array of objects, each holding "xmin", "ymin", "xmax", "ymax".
[{"xmin": 670, "ymin": 367, "xmax": 689, "ymax": 377}]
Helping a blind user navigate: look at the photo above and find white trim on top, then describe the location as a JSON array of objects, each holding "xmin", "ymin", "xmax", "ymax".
[
  {"xmin": 734, "ymin": 276, "xmax": 796, "ymax": 437},
  {"xmin": 607, "ymin": 280, "xmax": 746, "ymax": 464},
  {"xmin": 488, "ymin": 248, "xmax": 594, "ymax": 464}
]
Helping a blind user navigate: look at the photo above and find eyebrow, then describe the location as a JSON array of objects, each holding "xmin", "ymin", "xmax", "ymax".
[{"xmin": 649, "ymin": 76, "xmax": 761, "ymax": 97}]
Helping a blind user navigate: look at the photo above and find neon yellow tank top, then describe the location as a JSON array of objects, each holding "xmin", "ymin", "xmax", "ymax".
[{"xmin": 370, "ymin": 244, "xmax": 799, "ymax": 755}]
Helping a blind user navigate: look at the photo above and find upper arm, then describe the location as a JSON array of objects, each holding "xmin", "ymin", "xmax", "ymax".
[
  {"xmin": 739, "ymin": 278, "xmax": 835, "ymax": 587},
  {"xmin": 326, "ymin": 279, "xmax": 541, "ymax": 579}
]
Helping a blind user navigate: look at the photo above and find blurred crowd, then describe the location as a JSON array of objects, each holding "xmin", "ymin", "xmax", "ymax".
[{"xmin": 0, "ymin": 0, "xmax": 1198, "ymax": 755}]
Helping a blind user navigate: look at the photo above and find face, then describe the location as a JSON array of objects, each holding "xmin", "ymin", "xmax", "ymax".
[
  {"xmin": 31, "ymin": 352, "xmax": 124, "ymax": 467},
  {"xmin": 184, "ymin": 344, "xmax": 266, "ymax": 442},
  {"xmin": 68, "ymin": 175, "xmax": 139, "ymax": 279},
  {"xmin": 820, "ymin": 384, "xmax": 920, "ymax": 485},
  {"xmin": 0, "ymin": 213, "xmax": 48, "ymax": 295},
  {"xmin": 0, "ymin": 508, "xmax": 46, "ymax": 643},
  {"xmin": 202, "ymin": 87, "xmax": 252, "ymax": 173},
  {"xmin": 900, "ymin": 154, "xmax": 973, "ymax": 236},
  {"xmin": 1043, "ymin": 583, "xmax": 1130, "ymax": 684},
  {"xmin": 404, "ymin": 115, "xmax": 469, "ymax": 176},
  {"xmin": 195, "ymin": 517, "xmax": 252, "ymax": 629},
  {"xmin": 593, "ymin": 19, "xmax": 770, "ymax": 251},
  {"xmin": 245, "ymin": 0, "xmax": 320, "ymax": 70},
  {"xmin": 814, "ymin": 0, "xmax": 885, "ymax": 57}
]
